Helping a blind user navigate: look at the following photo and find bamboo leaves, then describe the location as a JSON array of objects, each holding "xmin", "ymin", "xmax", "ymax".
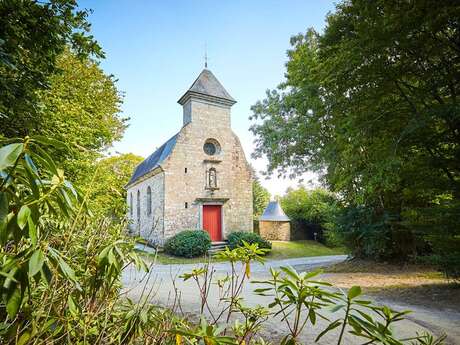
[
  {"xmin": 0, "ymin": 138, "xmax": 82, "ymax": 319},
  {"xmin": 0, "ymin": 137, "xmax": 150, "ymax": 339},
  {"xmin": 17, "ymin": 205, "xmax": 31, "ymax": 229},
  {"xmin": 0, "ymin": 143, "xmax": 23, "ymax": 171},
  {"xmin": 28, "ymin": 249, "xmax": 45, "ymax": 277}
]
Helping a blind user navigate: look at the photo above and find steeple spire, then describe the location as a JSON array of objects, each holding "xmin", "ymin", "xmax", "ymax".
[
  {"xmin": 177, "ymin": 69, "xmax": 236, "ymax": 106},
  {"xmin": 204, "ymin": 44, "xmax": 208, "ymax": 69}
]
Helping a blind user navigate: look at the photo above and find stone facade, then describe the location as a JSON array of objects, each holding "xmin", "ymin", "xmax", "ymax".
[
  {"xmin": 126, "ymin": 69, "xmax": 253, "ymax": 245},
  {"xmin": 259, "ymin": 221, "xmax": 290, "ymax": 241},
  {"xmin": 126, "ymin": 169, "xmax": 164, "ymax": 245}
]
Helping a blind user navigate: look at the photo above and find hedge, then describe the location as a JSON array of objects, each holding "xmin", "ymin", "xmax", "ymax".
[
  {"xmin": 164, "ymin": 230, "xmax": 211, "ymax": 258},
  {"xmin": 227, "ymin": 231, "xmax": 272, "ymax": 252}
]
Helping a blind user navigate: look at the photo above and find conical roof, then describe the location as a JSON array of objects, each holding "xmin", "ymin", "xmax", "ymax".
[
  {"xmin": 259, "ymin": 201, "xmax": 290, "ymax": 222},
  {"xmin": 178, "ymin": 68, "xmax": 236, "ymax": 106}
]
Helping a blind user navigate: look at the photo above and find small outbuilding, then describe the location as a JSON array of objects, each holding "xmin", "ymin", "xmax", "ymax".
[{"xmin": 259, "ymin": 201, "xmax": 291, "ymax": 241}]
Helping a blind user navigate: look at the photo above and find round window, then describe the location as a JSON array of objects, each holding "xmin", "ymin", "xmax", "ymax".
[{"xmin": 203, "ymin": 139, "xmax": 221, "ymax": 156}]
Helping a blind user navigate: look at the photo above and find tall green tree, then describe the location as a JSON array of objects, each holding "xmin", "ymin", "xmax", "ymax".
[
  {"xmin": 250, "ymin": 0, "xmax": 460, "ymax": 261},
  {"xmin": 280, "ymin": 187, "xmax": 340, "ymax": 243},
  {"xmin": 35, "ymin": 50, "xmax": 127, "ymax": 181},
  {"xmin": 253, "ymin": 178, "xmax": 270, "ymax": 220},
  {"xmin": 0, "ymin": 0, "xmax": 103, "ymax": 136},
  {"xmin": 82, "ymin": 153, "xmax": 143, "ymax": 219}
]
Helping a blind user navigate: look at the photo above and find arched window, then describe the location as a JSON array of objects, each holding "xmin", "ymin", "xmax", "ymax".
[
  {"xmin": 136, "ymin": 190, "xmax": 140, "ymax": 222},
  {"xmin": 129, "ymin": 193, "xmax": 133, "ymax": 217},
  {"xmin": 147, "ymin": 186, "xmax": 152, "ymax": 215}
]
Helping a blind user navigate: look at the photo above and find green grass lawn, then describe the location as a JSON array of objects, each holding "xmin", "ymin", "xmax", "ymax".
[
  {"xmin": 143, "ymin": 252, "xmax": 226, "ymax": 265},
  {"xmin": 266, "ymin": 240, "xmax": 347, "ymax": 260},
  {"xmin": 139, "ymin": 240, "xmax": 347, "ymax": 265}
]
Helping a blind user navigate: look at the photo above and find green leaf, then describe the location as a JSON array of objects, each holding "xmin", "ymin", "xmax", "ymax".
[
  {"xmin": 0, "ymin": 143, "xmax": 23, "ymax": 171},
  {"xmin": 0, "ymin": 192, "xmax": 8, "ymax": 221},
  {"xmin": 17, "ymin": 205, "xmax": 31, "ymax": 229},
  {"xmin": 330, "ymin": 304, "xmax": 345, "ymax": 312},
  {"xmin": 309, "ymin": 308, "xmax": 317, "ymax": 325},
  {"xmin": 24, "ymin": 153, "xmax": 38, "ymax": 174},
  {"xmin": 280, "ymin": 266, "xmax": 300, "ymax": 280},
  {"xmin": 67, "ymin": 295, "xmax": 79, "ymax": 317},
  {"xmin": 347, "ymin": 286, "xmax": 362, "ymax": 300},
  {"xmin": 17, "ymin": 332, "xmax": 30, "ymax": 345},
  {"xmin": 28, "ymin": 217, "xmax": 38, "ymax": 244},
  {"xmin": 0, "ymin": 193, "xmax": 8, "ymax": 244},
  {"xmin": 30, "ymin": 144, "xmax": 58, "ymax": 175},
  {"xmin": 315, "ymin": 319, "xmax": 342, "ymax": 342},
  {"xmin": 41, "ymin": 262, "xmax": 52, "ymax": 285},
  {"xmin": 31, "ymin": 135, "xmax": 67, "ymax": 150},
  {"xmin": 29, "ymin": 249, "xmax": 45, "ymax": 277},
  {"xmin": 48, "ymin": 248, "xmax": 78, "ymax": 284},
  {"xmin": 6, "ymin": 286, "xmax": 22, "ymax": 318},
  {"xmin": 0, "ymin": 216, "xmax": 7, "ymax": 245},
  {"xmin": 57, "ymin": 255, "xmax": 77, "ymax": 281}
]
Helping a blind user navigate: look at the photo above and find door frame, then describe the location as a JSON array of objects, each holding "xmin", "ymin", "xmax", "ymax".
[{"xmin": 199, "ymin": 202, "xmax": 224, "ymax": 241}]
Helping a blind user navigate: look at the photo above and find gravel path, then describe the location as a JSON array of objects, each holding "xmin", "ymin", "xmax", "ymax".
[{"xmin": 122, "ymin": 255, "xmax": 457, "ymax": 344}]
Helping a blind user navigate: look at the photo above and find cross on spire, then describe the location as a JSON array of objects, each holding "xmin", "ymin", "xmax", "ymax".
[{"xmin": 204, "ymin": 43, "xmax": 208, "ymax": 68}]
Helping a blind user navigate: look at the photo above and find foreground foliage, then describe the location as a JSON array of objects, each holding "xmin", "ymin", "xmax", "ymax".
[
  {"xmin": 250, "ymin": 0, "xmax": 460, "ymax": 274},
  {"xmin": 0, "ymin": 138, "xmax": 152, "ymax": 343},
  {"xmin": 1, "ymin": 1, "xmax": 129, "ymax": 220},
  {"xmin": 171, "ymin": 246, "xmax": 444, "ymax": 345},
  {"xmin": 0, "ymin": 139, "xmax": 445, "ymax": 344}
]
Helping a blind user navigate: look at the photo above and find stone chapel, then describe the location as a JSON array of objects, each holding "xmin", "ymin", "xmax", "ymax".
[{"xmin": 125, "ymin": 68, "xmax": 253, "ymax": 245}]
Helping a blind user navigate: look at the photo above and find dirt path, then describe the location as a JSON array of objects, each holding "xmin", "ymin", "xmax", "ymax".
[
  {"xmin": 320, "ymin": 272, "xmax": 460, "ymax": 344},
  {"xmin": 122, "ymin": 257, "xmax": 459, "ymax": 344}
]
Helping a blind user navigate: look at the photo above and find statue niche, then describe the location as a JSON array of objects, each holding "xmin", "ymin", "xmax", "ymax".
[{"xmin": 206, "ymin": 167, "xmax": 218, "ymax": 190}]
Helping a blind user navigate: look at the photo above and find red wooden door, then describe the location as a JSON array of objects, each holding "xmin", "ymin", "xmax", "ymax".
[{"xmin": 203, "ymin": 205, "xmax": 222, "ymax": 241}]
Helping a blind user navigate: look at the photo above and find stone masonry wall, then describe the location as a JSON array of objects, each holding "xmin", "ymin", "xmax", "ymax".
[
  {"xmin": 259, "ymin": 221, "xmax": 291, "ymax": 241},
  {"xmin": 126, "ymin": 171, "xmax": 165, "ymax": 245},
  {"xmin": 161, "ymin": 98, "xmax": 253, "ymax": 240}
]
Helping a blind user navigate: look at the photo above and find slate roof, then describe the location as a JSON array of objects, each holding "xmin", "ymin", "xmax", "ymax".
[
  {"xmin": 178, "ymin": 69, "xmax": 236, "ymax": 106},
  {"xmin": 126, "ymin": 133, "xmax": 179, "ymax": 186},
  {"xmin": 259, "ymin": 201, "xmax": 290, "ymax": 222}
]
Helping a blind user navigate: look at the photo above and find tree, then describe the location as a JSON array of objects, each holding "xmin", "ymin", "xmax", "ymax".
[
  {"xmin": 82, "ymin": 153, "xmax": 143, "ymax": 219},
  {"xmin": 280, "ymin": 187, "xmax": 339, "ymax": 243},
  {"xmin": 250, "ymin": 1, "xmax": 460, "ymax": 261},
  {"xmin": 0, "ymin": 0, "xmax": 103, "ymax": 137},
  {"xmin": 253, "ymin": 178, "xmax": 270, "ymax": 220},
  {"xmin": 35, "ymin": 50, "xmax": 127, "ymax": 182}
]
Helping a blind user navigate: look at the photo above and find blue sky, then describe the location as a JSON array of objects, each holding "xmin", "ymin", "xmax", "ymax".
[{"xmin": 79, "ymin": 0, "xmax": 336, "ymax": 196}]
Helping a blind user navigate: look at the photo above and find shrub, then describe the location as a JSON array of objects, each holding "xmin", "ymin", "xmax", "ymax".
[
  {"xmin": 280, "ymin": 187, "xmax": 341, "ymax": 244},
  {"xmin": 227, "ymin": 232, "xmax": 272, "ymax": 252},
  {"xmin": 425, "ymin": 252, "xmax": 460, "ymax": 283},
  {"xmin": 164, "ymin": 230, "xmax": 211, "ymax": 258}
]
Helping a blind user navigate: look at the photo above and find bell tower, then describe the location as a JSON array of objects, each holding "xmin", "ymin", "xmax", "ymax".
[{"xmin": 177, "ymin": 68, "xmax": 236, "ymax": 127}]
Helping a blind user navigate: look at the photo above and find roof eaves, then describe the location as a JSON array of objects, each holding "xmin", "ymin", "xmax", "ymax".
[{"xmin": 177, "ymin": 91, "xmax": 237, "ymax": 106}]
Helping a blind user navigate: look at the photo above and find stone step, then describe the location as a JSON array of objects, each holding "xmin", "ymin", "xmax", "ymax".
[
  {"xmin": 208, "ymin": 247, "xmax": 225, "ymax": 253},
  {"xmin": 211, "ymin": 241, "xmax": 228, "ymax": 246},
  {"xmin": 208, "ymin": 241, "xmax": 229, "ymax": 255},
  {"xmin": 210, "ymin": 243, "xmax": 227, "ymax": 248}
]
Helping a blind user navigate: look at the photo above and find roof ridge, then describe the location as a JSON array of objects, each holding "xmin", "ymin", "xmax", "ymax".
[{"xmin": 126, "ymin": 132, "xmax": 179, "ymax": 186}]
